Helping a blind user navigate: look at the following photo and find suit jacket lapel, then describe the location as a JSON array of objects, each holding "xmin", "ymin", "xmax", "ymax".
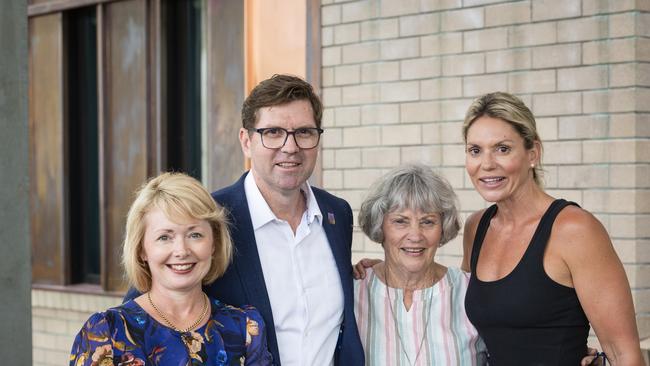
[{"xmin": 314, "ymin": 192, "xmax": 350, "ymax": 288}]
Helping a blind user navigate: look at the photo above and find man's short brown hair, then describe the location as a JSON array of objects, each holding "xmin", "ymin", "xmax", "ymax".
[{"xmin": 242, "ymin": 74, "xmax": 323, "ymax": 129}]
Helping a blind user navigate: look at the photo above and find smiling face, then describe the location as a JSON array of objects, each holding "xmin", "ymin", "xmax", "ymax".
[
  {"xmin": 465, "ymin": 116, "xmax": 539, "ymax": 203},
  {"xmin": 382, "ymin": 209, "xmax": 442, "ymax": 278},
  {"xmin": 240, "ymin": 99, "xmax": 319, "ymax": 198},
  {"xmin": 141, "ymin": 208, "xmax": 214, "ymax": 293}
]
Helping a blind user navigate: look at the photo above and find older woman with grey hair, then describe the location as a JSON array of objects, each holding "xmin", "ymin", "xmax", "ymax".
[{"xmin": 354, "ymin": 164, "xmax": 487, "ymax": 366}]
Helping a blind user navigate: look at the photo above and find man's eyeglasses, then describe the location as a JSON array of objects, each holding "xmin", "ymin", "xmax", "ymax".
[{"xmin": 250, "ymin": 127, "xmax": 324, "ymax": 149}]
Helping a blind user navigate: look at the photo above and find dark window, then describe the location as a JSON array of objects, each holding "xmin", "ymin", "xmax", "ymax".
[
  {"xmin": 66, "ymin": 6, "xmax": 100, "ymax": 284},
  {"xmin": 163, "ymin": 0, "xmax": 203, "ymax": 179}
]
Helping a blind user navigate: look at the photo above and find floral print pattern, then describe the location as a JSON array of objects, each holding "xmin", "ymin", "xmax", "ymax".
[{"xmin": 70, "ymin": 298, "xmax": 272, "ymax": 366}]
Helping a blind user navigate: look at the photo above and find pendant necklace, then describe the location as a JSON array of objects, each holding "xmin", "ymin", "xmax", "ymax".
[
  {"xmin": 147, "ymin": 291, "xmax": 210, "ymax": 333},
  {"xmin": 385, "ymin": 265, "xmax": 435, "ymax": 366}
]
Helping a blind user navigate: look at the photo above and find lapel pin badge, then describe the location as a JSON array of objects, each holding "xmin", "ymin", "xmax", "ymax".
[{"xmin": 328, "ymin": 212, "xmax": 336, "ymax": 225}]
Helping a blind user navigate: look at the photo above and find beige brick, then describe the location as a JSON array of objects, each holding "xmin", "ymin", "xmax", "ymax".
[
  {"xmin": 509, "ymin": 22, "xmax": 557, "ymax": 47},
  {"xmin": 610, "ymin": 12, "xmax": 637, "ymax": 38},
  {"xmin": 537, "ymin": 117, "xmax": 558, "ymax": 141},
  {"xmin": 399, "ymin": 13, "xmax": 440, "ymax": 37},
  {"xmin": 342, "ymin": 0, "xmax": 377, "ymax": 23},
  {"xmin": 486, "ymin": 48, "xmax": 531, "ymax": 73},
  {"xmin": 540, "ymin": 165, "xmax": 559, "ymax": 188},
  {"xmin": 611, "ymin": 63, "xmax": 642, "ymax": 88},
  {"xmin": 442, "ymin": 54, "xmax": 484, "ymax": 76},
  {"xmin": 584, "ymin": 190, "xmax": 640, "ymax": 213},
  {"xmin": 33, "ymin": 332, "xmax": 58, "ymax": 350},
  {"xmin": 463, "ymin": 0, "xmax": 505, "ymax": 5},
  {"xmin": 639, "ymin": 13, "xmax": 650, "ymax": 37},
  {"xmin": 557, "ymin": 16, "xmax": 608, "ymax": 42},
  {"xmin": 583, "ymin": 38, "xmax": 636, "ymax": 64},
  {"xmin": 322, "ymin": 67, "xmax": 334, "ymax": 87},
  {"xmin": 322, "ymin": 4, "xmax": 341, "ymax": 26},
  {"xmin": 463, "ymin": 74, "xmax": 508, "ymax": 97},
  {"xmin": 401, "ymin": 145, "xmax": 443, "ymax": 165},
  {"xmin": 639, "ymin": 38, "xmax": 650, "ymax": 62},
  {"xmin": 583, "ymin": 88, "xmax": 636, "ymax": 114},
  {"xmin": 322, "ymin": 27, "xmax": 334, "ymax": 47},
  {"xmin": 322, "ymin": 86, "xmax": 342, "ymax": 106},
  {"xmin": 610, "ymin": 164, "xmax": 650, "ymax": 188},
  {"xmin": 342, "ymin": 84, "xmax": 379, "ymax": 105},
  {"xmin": 380, "ymin": 81, "xmax": 419, "ymax": 102},
  {"xmin": 582, "ymin": 0, "xmax": 640, "ymax": 15},
  {"xmin": 558, "ymin": 115, "xmax": 609, "ymax": 139},
  {"xmin": 583, "ymin": 139, "xmax": 638, "ymax": 163},
  {"xmin": 335, "ymin": 148, "xmax": 361, "ymax": 168},
  {"xmin": 532, "ymin": 44, "xmax": 581, "ymax": 69},
  {"xmin": 400, "ymin": 57, "xmax": 441, "ymax": 80},
  {"xmin": 463, "ymin": 27, "xmax": 508, "ymax": 52},
  {"xmin": 322, "ymin": 46, "xmax": 341, "ymax": 66},
  {"xmin": 44, "ymin": 349, "xmax": 71, "ymax": 366},
  {"xmin": 557, "ymin": 165, "xmax": 609, "ymax": 188},
  {"xmin": 441, "ymin": 143, "xmax": 466, "ymax": 166},
  {"xmin": 361, "ymin": 104, "xmax": 399, "ymax": 125},
  {"xmin": 332, "ymin": 189, "xmax": 366, "ymax": 210},
  {"xmin": 380, "ymin": 0, "xmax": 420, "ymax": 17},
  {"xmin": 334, "ymin": 23, "xmax": 360, "ymax": 45},
  {"xmin": 437, "ymin": 166, "xmax": 465, "ymax": 188},
  {"xmin": 401, "ymin": 101, "xmax": 441, "ymax": 123},
  {"xmin": 532, "ymin": 92, "xmax": 582, "ymax": 116},
  {"xmin": 322, "ymin": 149, "xmax": 335, "ymax": 168},
  {"xmin": 334, "ymin": 64, "xmax": 361, "ymax": 86},
  {"xmin": 322, "ymin": 127, "xmax": 343, "ymax": 148},
  {"xmin": 361, "ymin": 147, "xmax": 401, "ymax": 167},
  {"xmin": 361, "ymin": 19, "xmax": 399, "ymax": 41},
  {"xmin": 343, "ymin": 126, "xmax": 380, "ymax": 147},
  {"xmin": 45, "ymin": 318, "xmax": 68, "ymax": 334},
  {"xmin": 543, "ymin": 141, "xmax": 582, "ymax": 164},
  {"xmin": 485, "ymin": 1, "xmax": 530, "ymax": 27},
  {"xmin": 545, "ymin": 189, "xmax": 583, "ymax": 204},
  {"xmin": 342, "ymin": 42, "xmax": 380, "ymax": 64},
  {"xmin": 381, "ymin": 124, "xmax": 422, "ymax": 145},
  {"xmin": 334, "ymin": 106, "xmax": 360, "ymax": 127},
  {"xmin": 323, "ymin": 107, "xmax": 335, "ymax": 128},
  {"xmin": 440, "ymin": 99, "xmax": 472, "ymax": 121},
  {"xmin": 420, "ymin": 77, "xmax": 463, "ymax": 100},
  {"xmin": 508, "ymin": 70, "xmax": 556, "ymax": 94},
  {"xmin": 420, "ymin": 0, "xmax": 462, "ymax": 11},
  {"xmin": 441, "ymin": 7, "xmax": 484, "ymax": 31},
  {"xmin": 361, "ymin": 61, "xmax": 400, "ymax": 83},
  {"xmin": 343, "ymin": 169, "xmax": 384, "ymax": 189},
  {"xmin": 422, "ymin": 123, "xmax": 442, "ymax": 144},
  {"xmin": 533, "ymin": 0, "xmax": 581, "ymax": 21},
  {"xmin": 421, "ymin": 33, "xmax": 463, "ymax": 56},
  {"xmin": 558, "ymin": 65, "xmax": 608, "ymax": 91},
  {"xmin": 457, "ymin": 189, "xmax": 488, "ymax": 211},
  {"xmin": 380, "ymin": 38, "xmax": 419, "ymax": 60},
  {"xmin": 440, "ymin": 121, "xmax": 464, "ymax": 143}
]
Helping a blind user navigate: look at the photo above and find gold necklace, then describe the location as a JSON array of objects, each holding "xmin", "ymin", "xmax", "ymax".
[
  {"xmin": 147, "ymin": 292, "xmax": 210, "ymax": 333},
  {"xmin": 385, "ymin": 265, "xmax": 435, "ymax": 366}
]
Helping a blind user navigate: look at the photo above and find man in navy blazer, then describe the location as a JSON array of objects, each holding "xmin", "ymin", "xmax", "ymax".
[{"xmin": 206, "ymin": 74, "xmax": 363, "ymax": 365}]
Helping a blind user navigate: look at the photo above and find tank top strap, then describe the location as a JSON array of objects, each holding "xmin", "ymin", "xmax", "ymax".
[
  {"xmin": 524, "ymin": 199, "xmax": 581, "ymax": 261},
  {"xmin": 469, "ymin": 204, "xmax": 498, "ymax": 273}
]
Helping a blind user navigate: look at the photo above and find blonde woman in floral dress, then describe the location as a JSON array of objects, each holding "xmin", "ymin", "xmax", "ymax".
[{"xmin": 69, "ymin": 173, "xmax": 272, "ymax": 366}]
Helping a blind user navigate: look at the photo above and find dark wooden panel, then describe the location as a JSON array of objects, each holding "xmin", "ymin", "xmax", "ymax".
[
  {"xmin": 204, "ymin": 0, "xmax": 246, "ymax": 190},
  {"xmin": 29, "ymin": 13, "xmax": 68, "ymax": 285},
  {"xmin": 102, "ymin": 0, "xmax": 149, "ymax": 292}
]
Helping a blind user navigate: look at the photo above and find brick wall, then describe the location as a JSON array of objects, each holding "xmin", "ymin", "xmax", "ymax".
[
  {"xmin": 32, "ymin": 290, "xmax": 121, "ymax": 366},
  {"xmin": 320, "ymin": 0, "xmax": 650, "ymax": 339}
]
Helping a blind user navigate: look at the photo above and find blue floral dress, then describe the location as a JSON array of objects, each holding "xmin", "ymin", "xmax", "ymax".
[{"xmin": 69, "ymin": 297, "xmax": 272, "ymax": 366}]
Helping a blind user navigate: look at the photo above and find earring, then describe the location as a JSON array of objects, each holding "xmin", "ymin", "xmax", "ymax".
[{"xmin": 530, "ymin": 163, "xmax": 535, "ymax": 168}]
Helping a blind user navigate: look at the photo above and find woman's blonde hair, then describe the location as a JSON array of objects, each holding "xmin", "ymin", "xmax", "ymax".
[
  {"xmin": 122, "ymin": 172, "xmax": 232, "ymax": 292},
  {"xmin": 462, "ymin": 92, "xmax": 544, "ymax": 187}
]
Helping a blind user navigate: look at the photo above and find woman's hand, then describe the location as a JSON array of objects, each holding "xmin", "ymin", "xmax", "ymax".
[
  {"xmin": 352, "ymin": 258, "xmax": 382, "ymax": 279},
  {"xmin": 580, "ymin": 348, "xmax": 605, "ymax": 366}
]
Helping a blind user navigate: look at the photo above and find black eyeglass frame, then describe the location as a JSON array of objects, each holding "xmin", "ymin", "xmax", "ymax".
[{"xmin": 249, "ymin": 127, "xmax": 324, "ymax": 149}]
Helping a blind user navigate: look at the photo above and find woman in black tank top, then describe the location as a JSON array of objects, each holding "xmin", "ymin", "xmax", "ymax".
[{"xmin": 461, "ymin": 92, "xmax": 643, "ymax": 365}]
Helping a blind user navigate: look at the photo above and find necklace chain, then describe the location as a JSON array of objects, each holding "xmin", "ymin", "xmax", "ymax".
[
  {"xmin": 385, "ymin": 265, "xmax": 435, "ymax": 366},
  {"xmin": 147, "ymin": 291, "xmax": 209, "ymax": 333}
]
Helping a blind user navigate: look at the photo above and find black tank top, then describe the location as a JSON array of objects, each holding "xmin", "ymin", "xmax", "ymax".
[{"xmin": 465, "ymin": 199, "xmax": 589, "ymax": 366}]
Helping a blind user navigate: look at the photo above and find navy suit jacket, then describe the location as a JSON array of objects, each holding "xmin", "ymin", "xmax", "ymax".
[{"xmin": 207, "ymin": 172, "xmax": 364, "ymax": 366}]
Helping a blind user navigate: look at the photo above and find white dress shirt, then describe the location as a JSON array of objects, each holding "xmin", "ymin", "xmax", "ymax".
[{"xmin": 244, "ymin": 172, "xmax": 344, "ymax": 366}]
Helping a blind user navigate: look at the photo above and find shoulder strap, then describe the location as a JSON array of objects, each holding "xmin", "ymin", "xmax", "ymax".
[
  {"xmin": 527, "ymin": 199, "xmax": 580, "ymax": 256},
  {"xmin": 469, "ymin": 205, "xmax": 498, "ymax": 273}
]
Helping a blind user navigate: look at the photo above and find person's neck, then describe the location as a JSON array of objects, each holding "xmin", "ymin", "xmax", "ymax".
[
  {"xmin": 493, "ymin": 183, "xmax": 553, "ymax": 226},
  {"xmin": 257, "ymin": 182, "xmax": 307, "ymax": 233},
  {"xmin": 147, "ymin": 285, "xmax": 205, "ymax": 318},
  {"xmin": 381, "ymin": 261, "xmax": 439, "ymax": 291}
]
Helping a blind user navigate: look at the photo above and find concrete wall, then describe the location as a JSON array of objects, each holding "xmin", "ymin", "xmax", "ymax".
[
  {"xmin": 0, "ymin": 0, "xmax": 32, "ymax": 363},
  {"xmin": 319, "ymin": 0, "xmax": 650, "ymax": 339}
]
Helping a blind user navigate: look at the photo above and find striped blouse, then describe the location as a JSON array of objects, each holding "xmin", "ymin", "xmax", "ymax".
[{"xmin": 354, "ymin": 266, "xmax": 487, "ymax": 366}]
